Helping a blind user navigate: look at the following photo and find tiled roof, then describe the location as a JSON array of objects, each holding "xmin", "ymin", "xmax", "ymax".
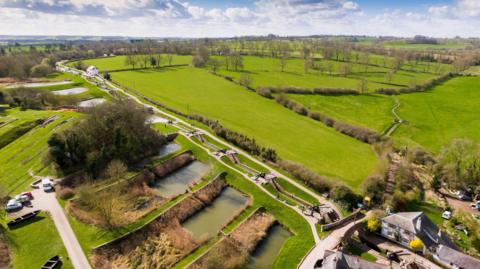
[
  {"xmin": 436, "ymin": 244, "xmax": 480, "ymax": 269},
  {"xmin": 320, "ymin": 250, "xmax": 390, "ymax": 269}
]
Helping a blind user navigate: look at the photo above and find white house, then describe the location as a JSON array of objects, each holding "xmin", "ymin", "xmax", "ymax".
[
  {"xmin": 381, "ymin": 212, "xmax": 455, "ymax": 252},
  {"xmin": 86, "ymin": 66, "xmax": 99, "ymax": 77}
]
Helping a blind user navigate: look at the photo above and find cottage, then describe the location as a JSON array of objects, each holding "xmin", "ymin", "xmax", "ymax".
[
  {"xmin": 381, "ymin": 212, "xmax": 455, "ymax": 252},
  {"xmin": 317, "ymin": 250, "xmax": 390, "ymax": 269},
  {"xmin": 86, "ymin": 66, "xmax": 99, "ymax": 77},
  {"xmin": 434, "ymin": 244, "xmax": 480, "ymax": 269}
]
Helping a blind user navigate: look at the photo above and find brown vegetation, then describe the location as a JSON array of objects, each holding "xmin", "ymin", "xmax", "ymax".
[
  {"xmin": 91, "ymin": 175, "xmax": 228, "ymax": 269},
  {"xmin": 0, "ymin": 232, "xmax": 10, "ymax": 269},
  {"xmin": 151, "ymin": 152, "xmax": 195, "ymax": 178},
  {"xmin": 189, "ymin": 210, "xmax": 276, "ymax": 269}
]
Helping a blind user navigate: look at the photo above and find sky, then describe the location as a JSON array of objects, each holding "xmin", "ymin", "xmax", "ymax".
[{"xmin": 0, "ymin": 0, "xmax": 479, "ymax": 38}]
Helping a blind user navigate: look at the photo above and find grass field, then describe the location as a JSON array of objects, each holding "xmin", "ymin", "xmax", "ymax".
[
  {"xmin": 2, "ymin": 212, "xmax": 73, "ymax": 269},
  {"xmin": 69, "ymin": 55, "xmax": 192, "ymax": 72},
  {"xmin": 394, "ymin": 76, "xmax": 480, "ymax": 152},
  {"xmin": 212, "ymin": 55, "xmax": 448, "ymax": 92},
  {"xmin": 288, "ymin": 93, "xmax": 394, "ymax": 133},
  {"xmin": 0, "ymin": 108, "xmax": 80, "ymax": 194},
  {"xmin": 111, "ymin": 67, "xmax": 378, "ymax": 190},
  {"xmin": 383, "ymin": 40, "xmax": 468, "ymax": 50}
]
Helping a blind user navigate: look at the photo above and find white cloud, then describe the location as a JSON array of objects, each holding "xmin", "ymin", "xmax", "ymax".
[{"xmin": 0, "ymin": 0, "xmax": 479, "ymax": 37}]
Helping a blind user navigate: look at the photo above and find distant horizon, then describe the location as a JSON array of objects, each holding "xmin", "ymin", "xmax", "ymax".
[{"xmin": 1, "ymin": 0, "xmax": 480, "ymax": 38}]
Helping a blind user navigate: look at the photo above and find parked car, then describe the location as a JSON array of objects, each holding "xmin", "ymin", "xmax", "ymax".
[
  {"xmin": 5, "ymin": 199, "xmax": 23, "ymax": 212},
  {"xmin": 42, "ymin": 179, "xmax": 54, "ymax": 192},
  {"xmin": 14, "ymin": 194, "xmax": 30, "ymax": 204},
  {"xmin": 21, "ymin": 192, "xmax": 33, "ymax": 200},
  {"xmin": 471, "ymin": 201, "xmax": 480, "ymax": 210},
  {"xmin": 442, "ymin": 210, "xmax": 452, "ymax": 220}
]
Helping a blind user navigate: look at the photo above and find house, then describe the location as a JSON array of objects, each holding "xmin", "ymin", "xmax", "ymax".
[
  {"xmin": 434, "ymin": 244, "xmax": 480, "ymax": 269},
  {"xmin": 380, "ymin": 212, "xmax": 455, "ymax": 251},
  {"xmin": 316, "ymin": 250, "xmax": 390, "ymax": 269},
  {"xmin": 86, "ymin": 66, "xmax": 99, "ymax": 77}
]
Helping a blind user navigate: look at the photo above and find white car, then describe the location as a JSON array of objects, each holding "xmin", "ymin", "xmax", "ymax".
[
  {"xmin": 442, "ymin": 211, "xmax": 452, "ymax": 220},
  {"xmin": 42, "ymin": 178, "xmax": 54, "ymax": 192},
  {"xmin": 5, "ymin": 199, "xmax": 23, "ymax": 212}
]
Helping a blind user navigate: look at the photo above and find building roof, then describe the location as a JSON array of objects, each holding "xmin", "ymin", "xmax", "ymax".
[
  {"xmin": 436, "ymin": 244, "xmax": 480, "ymax": 269},
  {"xmin": 320, "ymin": 250, "xmax": 390, "ymax": 269},
  {"xmin": 382, "ymin": 212, "xmax": 456, "ymax": 249}
]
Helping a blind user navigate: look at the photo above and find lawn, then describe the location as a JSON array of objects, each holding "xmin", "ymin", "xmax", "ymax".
[
  {"xmin": 0, "ymin": 108, "xmax": 80, "ymax": 194},
  {"xmin": 111, "ymin": 67, "xmax": 378, "ymax": 190},
  {"xmin": 394, "ymin": 76, "xmax": 480, "ymax": 152},
  {"xmin": 383, "ymin": 40, "xmax": 468, "ymax": 50},
  {"xmin": 211, "ymin": 55, "xmax": 448, "ymax": 92},
  {"xmin": 69, "ymin": 54, "xmax": 192, "ymax": 72},
  {"xmin": 2, "ymin": 212, "xmax": 73, "ymax": 269},
  {"xmin": 287, "ymin": 93, "xmax": 394, "ymax": 133}
]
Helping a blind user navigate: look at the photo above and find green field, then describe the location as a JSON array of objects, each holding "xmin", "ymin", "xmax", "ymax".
[
  {"xmin": 2, "ymin": 212, "xmax": 73, "ymax": 269},
  {"xmin": 383, "ymin": 40, "xmax": 468, "ymax": 50},
  {"xmin": 212, "ymin": 55, "xmax": 448, "ymax": 92},
  {"xmin": 111, "ymin": 67, "xmax": 377, "ymax": 190},
  {"xmin": 394, "ymin": 76, "xmax": 480, "ymax": 151},
  {"xmin": 288, "ymin": 76, "xmax": 480, "ymax": 153},
  {"xmin": 69, "ymin": 55, "xmax": 192, "ymax": 72},
  {"xmin": 288, "ymin": 93, "xmax": 394, "ymax": 133},
  {"xmin": 0, "ymin": 108, "xmax": 80, "ymax": 194}
]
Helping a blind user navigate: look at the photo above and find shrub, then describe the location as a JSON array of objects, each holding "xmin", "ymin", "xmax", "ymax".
[
  {"xmin": 30, "ymin": 64, "xmax": 51, "ymax": 77},
  {"xmin": 362, "ymin": 175, "xmax": 386, "ymax": 203},
  {"xmin": 256, "ymin": 87, "xmax": 273, "ymax": 99},
  {"xmin": 409, "ymin": 239, "xmax": 424, "ymax": 251},
  {"xmin": 277, "ymin": 160, "xmax": 331, "ymax": 192},
  {"xmin": 58, "ymin": 187, "xmax": 75, "ymax": 200},
  {"xmin": 367, "ymin": 218, "xmax": 381, "ymax": 233},
  {"xmin": 330, "ymin": 184, "xmax": 361, "ymax": 210}
]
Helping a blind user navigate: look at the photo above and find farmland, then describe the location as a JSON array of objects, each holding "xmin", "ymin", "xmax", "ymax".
[
  {"xmin": 211, "ymin": 55, "xmax": 449, "ymax": 92},
  {"xmin": 69, "ymin": 54, "xmax": 192, "ymax": 72},
  {"xmin": 111, "ymin": 67, "xmax": 378, "ymax": 190},
  {"xmin": 287, "ymin": 93, "xmax": 394, "ymax": 133},
  {"xmin": 394, "ymin": 76, "xmax": 480, "ymax": 152}
]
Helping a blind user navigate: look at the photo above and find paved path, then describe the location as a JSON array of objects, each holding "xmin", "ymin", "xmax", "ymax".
[
  {"xmin": 11, "ymin": 176, "xmax": 91, "ymax": 269},
  {"xmin": 299, "ymin": 219, "xmax": 362, "ymax": 269},
  {"xmin": 384, "ymin": 97, "xmax": 404, "ymax": 136}
]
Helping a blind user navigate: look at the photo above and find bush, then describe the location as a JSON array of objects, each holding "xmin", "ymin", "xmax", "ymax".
[
  {"xmin": 277, "ymin": 160, "xmax": 331, "ymax": 192},
  {"xmin": 362, "ymin": 175, "xmax": 386, "ymax": 203},
  {"xmin": 30, "ymin": 64, "xmax": 51, "ymax": 77},
  {"xmin": 409, "ymin": 239, "xmax": 424, "ymax": 251},
  {"xmin": 256, "ymin": 87, "xmax": 273, "ymax": 99},
  {"xmin": 330, "ymin": 184, "xmax": 361, "ymax": 210},
  {"xmin": 58, "ymin": 187, "xmax": 75, "ymax": 200}
]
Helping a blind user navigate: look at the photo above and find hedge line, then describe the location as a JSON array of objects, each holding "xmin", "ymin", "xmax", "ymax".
[{"xmin": 376, "ymin": 73, "xmax": 455, "ymax": 95}]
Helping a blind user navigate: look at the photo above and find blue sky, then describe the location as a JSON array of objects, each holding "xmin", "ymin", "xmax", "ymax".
[{"xmin": 0, "ymin": 0, "xmax": 478, "ymax": 37}]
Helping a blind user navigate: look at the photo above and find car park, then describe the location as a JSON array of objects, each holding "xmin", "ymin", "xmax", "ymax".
[
  {"xmin": 42, "ymin": 178, "xmax": 54, "ymax": 192},
  {"xmin": 14, "ymin": 194, "xmax": 30, "ymax": 204}
]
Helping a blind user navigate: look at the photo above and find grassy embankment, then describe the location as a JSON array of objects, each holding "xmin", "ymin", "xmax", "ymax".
[
  {"xmin": 109, "ymin": 66, "xmax": 378, "ymax": 191},
  {"xmin": 0, "ymin": 108, "xmax": 80, "ymax": 193}
]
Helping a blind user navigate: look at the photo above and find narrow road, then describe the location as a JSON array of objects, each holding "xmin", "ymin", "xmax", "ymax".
[
  {"xmin": 299, "ymin": 218, "xmax": 363, "ymax": 269},
  {"xmin": 13, "ymin": 175, "xmax": 91, "ymax": 269}
]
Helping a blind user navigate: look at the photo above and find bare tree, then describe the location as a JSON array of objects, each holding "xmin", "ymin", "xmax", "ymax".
[{"xmin": 105, "ymin": 159, "xmax": 127, "ymax": 180}]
